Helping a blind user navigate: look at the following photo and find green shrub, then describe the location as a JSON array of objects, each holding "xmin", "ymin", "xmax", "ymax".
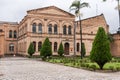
[
  {"xmin": 76, "ymin": 63, "xmax": 80, "ymax": 67},
  {"xmin": 81, "ymin": 42, "xmax": 86, "ymax": 57},
  {"xmin": 117, "ymin": 59, "xmax": 120, "ymax": 63},
  {"xmin": 27, "ymin": 42, "xmax": 35, "ymax": 57},
  {"xmin": 79, "ymin": 60, "xmax": 83, "ymax": 63},
  {"xmin": 109, "ymin": 66, "xmax": 114, "ymax": 71},
  {"xmin": 60, "ymin": 59, "xmax": 63, "ymax": 63},
  {"xmin": 82, "ymin": 59, "xmax": 88, "ymax": 63},
  {"xmin": 90, "ymin": 64, "xmax": 97, "ymax": 71},
  {"xmin": 58, "ymin": 42, "xmax": 64, "ymax": 56},
  {"xmin": 63, "ymin": 58, "xmax": 69, "ymax": 64},
  {"xmin": 81, "ymin": 63, "xmax": 86, "ymax": 67},
  {"xmin": 73, "ymin": 62, "xmax": 76, "ymax": 66},
  {"xmin": 64, "ymin": 63, "xmax": 73, "ymax": 67},
  {"xmin": 116, "ymin": 67, "xmax": 120, "ymax": 71},
  {"xmin": 111, "ymin": 58, "xmax": 118, "ymax": 62},
  {"xmin": 40, "ymin": 37, "xmax": 52, "ymax": 60},
  {"xmin": 85, "ymin": 64, "xmax": 89, "ymax": 68},
  {"xmin": 90, "ymin": 27, "xmax": 112, "ymax": 70},
  {"xmin": 111, "ymin": 60, "xmax": 117, "ymax": 63}
]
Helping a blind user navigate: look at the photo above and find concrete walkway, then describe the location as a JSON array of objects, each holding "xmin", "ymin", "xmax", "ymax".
[{"xmin": 0, "ymin": 57, "xmax": 120, "ymax": 80}]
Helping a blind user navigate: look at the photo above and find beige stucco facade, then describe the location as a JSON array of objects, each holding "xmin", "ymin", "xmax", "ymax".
[
  {"xmin": 0, "ymin": 22, "xmax": 18, "ymax": 57},
  {"xmin": 0, "ymin": 31, "xmax": 4, "ymax": 56},
  {"xmin": 0, "ymin": 6, "xmax": 119, "ymax": 57}
]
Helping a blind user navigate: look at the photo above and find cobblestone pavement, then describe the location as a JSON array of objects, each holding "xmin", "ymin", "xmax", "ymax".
[{"xmin": 0, "ymin": 57, "xmax": 120, "ymax": 80}]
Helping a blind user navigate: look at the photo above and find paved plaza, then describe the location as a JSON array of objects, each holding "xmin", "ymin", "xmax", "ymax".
[{"xmin": 0, "ymin": 57, "xmax": 120, "ymax": 80}]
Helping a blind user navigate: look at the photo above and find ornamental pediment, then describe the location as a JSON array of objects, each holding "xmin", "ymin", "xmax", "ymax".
[{"xmin": 27, "ymin": 6, "xmax": 74, "ymax": 17}]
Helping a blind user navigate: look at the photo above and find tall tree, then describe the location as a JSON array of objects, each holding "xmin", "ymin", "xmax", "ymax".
[
  {"xmin": 27, "ymin": 42, "xmax": 35, "ymax": 57},
  {"xmin": 70, "ymin": 0, "xmax": 89, "ymax": 59},
  {"xmin": 58, "ymin": 42, "xmax": 64, "ymax": 57},
  {"xmin": 90, "ymin": 27, "xmax": 112, "ymax": 70},
  {"xmin": 40, "ymin": 37, "xmax": 52, "ymax": 60}
]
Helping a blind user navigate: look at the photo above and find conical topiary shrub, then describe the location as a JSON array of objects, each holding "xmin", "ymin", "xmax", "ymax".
[
  {"xmin": 90, "ymin": 27, "xmax": 112, "ymax": 70},
  {"xmin": 40, "ymin": 37, "xmax": 52, "ymax": 60},
  {"xmin": 28, "ymin": 42, "xmax": 35, "ymax": 57},
  {"xmin": 58, "ymin": 42, "xmax": 64, "ymax": 56}
]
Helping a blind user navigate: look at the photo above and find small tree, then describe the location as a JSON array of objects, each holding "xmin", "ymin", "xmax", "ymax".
[
  {"xmin": 81, "ymin": 43, "xmax": 86, "ymax": 57},
  {"xmin": 27, "ymin": 42, "xmax": 35, "ymax": 57},
  {"xmin": 90, "ymin": 27, "xmax": 112, "ymax": 70},
  {"xmin": 40, "ymin": 37, "xmax": 52, "ymax": 59},
  {"xmin": 58, "ymin": 42, "xmax": 64, "ymax": 56}
]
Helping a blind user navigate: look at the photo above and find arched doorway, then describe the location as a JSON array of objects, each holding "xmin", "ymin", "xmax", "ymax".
[{"xmin": 64, "ymin": 43, "xmax": 69, "ymax": 55}]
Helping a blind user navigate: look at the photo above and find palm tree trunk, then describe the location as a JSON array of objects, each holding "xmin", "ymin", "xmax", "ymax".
[
  {"xmin": 79, "ymin": 15, "xmax": 83, "ymax": 59},
  {"xmin": 74, "ymin": 21, "xmax": 76, "ymax": 56}
]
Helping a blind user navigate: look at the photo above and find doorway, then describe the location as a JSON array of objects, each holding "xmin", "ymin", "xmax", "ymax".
[{"xmin": 64, "ymin": 43, "xmax": 69, "ymax": 55}]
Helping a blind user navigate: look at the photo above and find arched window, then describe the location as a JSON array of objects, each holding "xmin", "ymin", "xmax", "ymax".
[
  {"xmin": 54, "ymin": 24, "xmax": 57, "ymax": 34},
  {"xmin": 33, "ymin": 41, "xmax": 36, "ymax": 51},
  {"xmin": 32, "ymin": 23, "xmax": 36, "ymax": 33},
  {"xmin": 91, "ymin": 31, "xmax": 93, "ymax": 34},
  {"xmin": 38, "ymin": 42, "xmax": 42, "ymax": 51},
  {"xmin": 77, "ymin": 43, "xmax": 79, "ymax": 52},
  {"xmin": 14, "ymin": 30, "xmax": 17, "ymax": 38},
  {"xmin": 48, "ymin": 24, "xmax": 52, "ymax": 34},
  {"xmin": 0, "ymin": 29, "xmax": 3, "ymax": 32},
  {"xmin": 38, "ymin": 23, "xmax": 42, "ymax": 33},
  {"xmin": 68, "ymin": 26, "xmax": 72, "ymax": 35},
  {"xmin": 63, "ymin": 25, "xmax": 67, "ymax": 35},
  {"xmin": 9, "ymin": 30, "xmax": 12, "ymax": 38},
  {"xmin": 9, "ymin": 43, "xmax": 14, "ymax": 52},
  {"xmin": 54, "ymin": 42, "xmax": 57, "ymax": 52}
]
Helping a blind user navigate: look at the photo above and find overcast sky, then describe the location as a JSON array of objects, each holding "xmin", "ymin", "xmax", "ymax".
[{"xmin": 0, "ymin": 0, "xmax": 118, "ymax": 33}]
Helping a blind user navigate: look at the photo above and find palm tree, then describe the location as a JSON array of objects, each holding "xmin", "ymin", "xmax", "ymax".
[{"xmin": 70, "ymin": 0, "xmax": 89, "ymax": 59}]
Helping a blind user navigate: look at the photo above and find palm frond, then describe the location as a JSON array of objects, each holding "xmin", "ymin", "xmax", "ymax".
[
  {"xmin": 69, "ymin": 8, "xmax": 77, "ymax": 12},
  {"xmin": 69, "ymin": 0, "xmax": 89, "ymax": 17},
  {"xmin": 70, "ymin": 0, "xmax": 80, "ymax": 9},
  {"xmin": 103, "ymin": 0, "xmax": 107, "ymax": 1},
  {"xmin": 80, "ymin": 2, "xmax": 90, "ymax": 8},
  {"xmin": 75, "ymin": 10, "xmax": 79, "ymax": 16}
]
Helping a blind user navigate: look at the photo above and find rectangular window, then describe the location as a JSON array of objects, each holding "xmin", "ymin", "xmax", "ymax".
[{"xmin": 9, "ymin": 45, "xmax": 14, "ymax": 52}]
